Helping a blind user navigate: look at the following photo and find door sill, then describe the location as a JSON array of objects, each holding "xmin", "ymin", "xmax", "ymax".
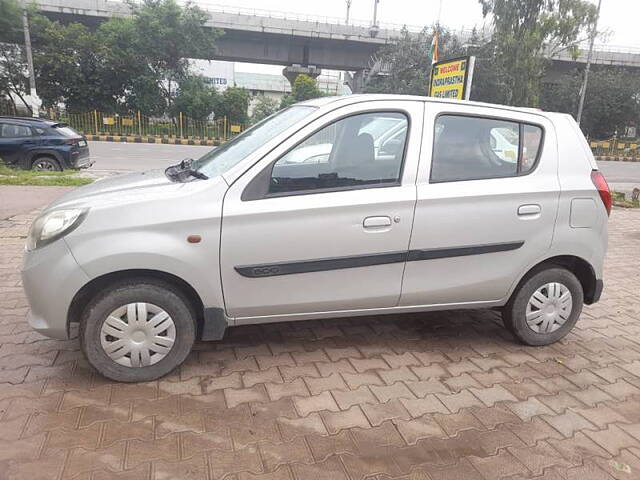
[{"xmin": 231, "ymin": 299, "xmax": 503, "ymax": 326}]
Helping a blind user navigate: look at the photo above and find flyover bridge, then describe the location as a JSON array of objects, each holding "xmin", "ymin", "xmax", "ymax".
[{"xmin": 21, "ymin": 0, "xmax": 640, "ymax": 80}]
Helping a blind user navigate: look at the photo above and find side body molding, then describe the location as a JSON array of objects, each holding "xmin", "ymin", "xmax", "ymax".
[{"xmin": 235, "ymin": 241, "xmax": 525, "ymax": 278}]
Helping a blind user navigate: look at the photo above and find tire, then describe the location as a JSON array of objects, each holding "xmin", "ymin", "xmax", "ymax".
[
  {"xmin": 80, "ymin": 279, "xmax": 196, "ymax": 382},
  {"xmin": 32, "ymin": 156, "xmax": 62, "ymax": 171},
  {"xmin": 502, "ymin": 267, "xmax": 583, "ymax": 346}
]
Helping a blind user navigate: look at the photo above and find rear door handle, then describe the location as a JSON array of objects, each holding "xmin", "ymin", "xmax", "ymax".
[
  {"xmin": 518, "ymin": 204, "xmax": 541, "ymax": 216},
  {"xmin": 363, "ymin": 216, "xmax": 392, "ymax": 228}
]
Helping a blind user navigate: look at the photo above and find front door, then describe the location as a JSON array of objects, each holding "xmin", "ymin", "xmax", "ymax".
[
  {"xmin": 400, "ymin": 104, "xmax": 560, "ymax": 307},
  {"xmin": 220, "ymin": 101, "xmax": 424, "ymax": 320}
]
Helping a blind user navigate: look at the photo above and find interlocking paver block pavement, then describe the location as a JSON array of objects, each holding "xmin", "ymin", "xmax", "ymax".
[{"xmin": 0, "ymin": 207, "xmax": 639, "ymax": 479}]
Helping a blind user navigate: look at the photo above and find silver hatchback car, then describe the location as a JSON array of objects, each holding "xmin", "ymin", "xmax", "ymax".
[{"xmin": 22, "ymin": 95, "xmax": 610, "ymax": 382}]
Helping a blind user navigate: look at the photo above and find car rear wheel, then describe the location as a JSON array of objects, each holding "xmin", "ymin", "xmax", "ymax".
[
  {"xmin": 32, "ymin": 156, "xmax": 62, "ymax": 171},
  {"xmin": 80, "ymin": 279, "xmax": 196, "ymax": 382},
  {"xmin": 502, "ymin": 267, "xmax": 583, "ymax": 346}
]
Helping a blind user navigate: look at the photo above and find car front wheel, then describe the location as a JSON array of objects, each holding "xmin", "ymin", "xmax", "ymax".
[
  {"xmin": 80, "ymin": 279, "xmax": 196, "ymax": 382},
  {"xmin": 502, "ymin": 267, "xmax": 583, "ymax": 346}
]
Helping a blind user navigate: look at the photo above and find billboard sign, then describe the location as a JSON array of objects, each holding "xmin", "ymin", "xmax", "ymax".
[{"xmin": 428, "ymin": 56, "xmax": 475, "ymax": 100}]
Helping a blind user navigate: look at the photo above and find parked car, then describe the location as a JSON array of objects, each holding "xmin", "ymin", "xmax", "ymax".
[
  {"xmin": 22, "ymin": 95, "xmax": 610, "ymax": 382},
  {"xmin": 0, "ymin": 116, "xmax": 93, "ymax": 170}
]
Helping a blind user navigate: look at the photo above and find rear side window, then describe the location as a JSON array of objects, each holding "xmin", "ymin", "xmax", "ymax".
[
  {"xmin": 431, "ymin": 115, "xmax": 543, "ymax": 183},
  {"xmin": 0, "ymin": 124, "xmax": 33, "ymax": 138}
]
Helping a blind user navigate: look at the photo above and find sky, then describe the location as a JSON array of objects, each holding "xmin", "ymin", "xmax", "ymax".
[{"xmin": 198, "ymin": 0, "xmax": 640, "ymax": 73}]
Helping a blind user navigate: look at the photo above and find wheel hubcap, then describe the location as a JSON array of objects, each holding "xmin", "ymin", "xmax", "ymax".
[
  {"xmin": 525, "ymin": 282, "xmax": 572, "ymax": 334},
  {"xmin": 34, "ymin": 160, "xmax": 55, "ymax": 171},
  {"xmin": 100, "ymin": 302, "xmax": 176, "ymax": 367}
]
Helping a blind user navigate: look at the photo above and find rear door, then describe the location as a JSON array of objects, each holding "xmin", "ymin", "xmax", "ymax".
[
  {"xmin": 400, "ymin": 103, "xmax": 559, "ymax": 307},
  {"xmin": 220, "ymin": 100, "xmax": 424, "ymax": 320},
  {"xmin": 0, "ymin": 122, "xmax": 35, "ymax": 167}
]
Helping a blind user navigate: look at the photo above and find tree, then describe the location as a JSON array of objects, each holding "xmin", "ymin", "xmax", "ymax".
[
  {"xmin": 478, "ymin": 0, "xmax": 596, "ymax": 107},
  {"xmin": 122, "ymin": 0, "xmax": 221, "ymax": 112},
  {"xmin": 250, "ymin": 95, "xmax": 279, "ymax": 124},
  {"xmin": 171, "ymin": 75, "xmax": 218, "ymax": 120},
  {"xmin": 30, "ymin": 17, "xmax": 122, "ymax": 111},
  {"xmin": 540, "ymin": 67, "xmax": 640, "ymax": 138},
  {"xmin": 0, "ymin": 44, "xmax": 29, "ymax": 113},
  {"xmin": 281, "ymin": 74, "xmax": 324, "ymax": 107},
  {"xmin": 2, "ymin": 0, "xmax": 221, "ymax": 115},
  {"xmin": 0, "ymin": 0, "xmax": 22, "ymax": 43},
  {"xmin": 364, "ymin": 27, "xmax": 464, "ymax": 96},
  {"xmin": 216, "ymin": 86, "xmax": 251, "ymax": 124},
  {"xmin": 0, "ymin": 0, "xmax": 33, "ymax": 113}
]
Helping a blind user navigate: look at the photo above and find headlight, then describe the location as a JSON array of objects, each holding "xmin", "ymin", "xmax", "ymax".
[{"xmin": 26, "ymin": 208, "xmax": 88, "ymax": 251}]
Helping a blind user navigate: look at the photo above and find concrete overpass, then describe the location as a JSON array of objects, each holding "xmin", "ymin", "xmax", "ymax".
[
  {"xmin": 21, "ymin": 0, "xmax": 640, "ymax": 84},
  {"xmin": 25, "ymin": 0, "xmax": 418, "ymax": 71}
]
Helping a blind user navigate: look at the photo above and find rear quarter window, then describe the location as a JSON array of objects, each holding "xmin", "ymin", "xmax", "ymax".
[{"xmin": 54, "ymin": 126, "xmax": 81, "ymax": 137}]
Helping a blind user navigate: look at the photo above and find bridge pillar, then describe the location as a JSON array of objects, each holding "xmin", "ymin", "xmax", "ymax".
[
  {"xmin": 282, "ymin": 65, "xmax": 322, "ymax": 86},
  {"xmin": 344, "ymin": 70, "xmax": 366, "ymax": 93}
]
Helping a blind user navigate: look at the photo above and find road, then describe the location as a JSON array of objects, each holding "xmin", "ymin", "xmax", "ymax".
[
  {"xmin": 87, "ymin": 141, "xmax": 640, "ymax": 192},
  {"xmin": 89, "ymin": 141, "xmax": 210, "ymax": 173}
]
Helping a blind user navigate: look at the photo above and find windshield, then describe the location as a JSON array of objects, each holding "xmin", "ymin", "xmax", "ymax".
[{"xmin": 194, "ymin": 106, "xmax": 316, "ymax": 178}]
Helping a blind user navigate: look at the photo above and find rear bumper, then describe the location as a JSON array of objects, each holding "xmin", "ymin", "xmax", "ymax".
[{"xmin": 70, "ymin": 147, "xmax": 93, "ymax": 169}]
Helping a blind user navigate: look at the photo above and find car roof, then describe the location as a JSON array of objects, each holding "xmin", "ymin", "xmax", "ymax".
[
  {"xmin": 0, "ymin": 116, "xmax": 59, "ymax": 127},
  {"xmin": 302, "ymin": 94, "xmax": 561, "ymax": 120}
]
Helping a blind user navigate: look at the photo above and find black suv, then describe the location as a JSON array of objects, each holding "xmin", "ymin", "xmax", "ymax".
[{"xmin": 0, "ymin": 116, "xmax": 93, "ymax": 171}]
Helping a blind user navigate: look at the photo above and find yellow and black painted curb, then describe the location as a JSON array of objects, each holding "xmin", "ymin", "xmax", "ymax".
[
  {"xmin": 87, "ymin": 135, "xmax": 222, "ymax": 146},
  {"xmin": 590, "ymin": 140, "xmax": 639, "ymax": 150},
  {"xmin": 594, "ymin": 155, "xmax": 640, "ymax": 162}
]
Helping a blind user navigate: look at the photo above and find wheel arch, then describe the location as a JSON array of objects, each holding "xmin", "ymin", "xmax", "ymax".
[
  {"xmin": 67, "ymin": 269, "xmax": 205, "ymax": 337},
  {"xmin": 513, "ymin": 255, "xmax": 599, "ymax": 305},
  {"xmin": 26, "ymin": 149, "xmax": 65, "ymax": 169}
]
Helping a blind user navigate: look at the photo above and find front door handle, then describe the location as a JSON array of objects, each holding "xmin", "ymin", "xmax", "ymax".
[
  {"xmin": 518, "ymin": 204, "xmax": 541, "ymax": 216},
  {"xmin": 363, "ymin": 216, "xmax": 392, "ymax": 228}
]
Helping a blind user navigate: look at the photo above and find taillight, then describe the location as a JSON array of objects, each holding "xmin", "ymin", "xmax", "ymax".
[{"xmin": 591, "ymin": 170, "xmax": 611, "ymax": 216}]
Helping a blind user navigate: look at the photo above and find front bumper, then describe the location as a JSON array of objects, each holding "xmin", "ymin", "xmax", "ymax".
[{"xmin": 21, "ymin": 238, "xmax": 90, "ymax": 339}]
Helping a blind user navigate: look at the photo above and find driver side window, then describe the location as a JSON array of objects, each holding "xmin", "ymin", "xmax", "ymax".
[{"xmin": 269, "ymin": 112, "xmax": 408, "ymax": 195}]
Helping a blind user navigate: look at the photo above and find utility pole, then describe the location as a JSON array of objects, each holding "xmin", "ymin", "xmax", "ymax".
[
  {"xmin": 345, "ymin": 0, "xmax": 352, "ymax": 25},
  {"xmin": 372, "ymin": 0, "xmax": 379, "ymax": 26},
  {"xmin": 22, "ymin": 9, "xmax": 41, "ymax": 117},
  {"xmin": 576, "ymin": 0, "xmax": 602, "ymax": 126}
]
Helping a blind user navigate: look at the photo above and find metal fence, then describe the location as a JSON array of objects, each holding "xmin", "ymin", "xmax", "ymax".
[
  {"xmin": 1, "ymin": 107, "xmax": 243, "ymax": 141},
  {"xmin": 590, "ymin": 137, "xmax": 640, "ymax": 159}
]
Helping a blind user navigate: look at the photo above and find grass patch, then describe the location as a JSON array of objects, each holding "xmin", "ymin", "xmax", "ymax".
[
  {"xmin": 612, "ymin": 191, "xmax": 640, "ymax": 208},
  {"xmin": 0, "ymin": 165, "xmax": 93, "ymax": 187}
]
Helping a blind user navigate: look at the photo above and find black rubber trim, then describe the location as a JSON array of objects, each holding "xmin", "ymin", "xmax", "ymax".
[
  {"xmin": 201, "ymin": 307, "xmax": 228, "ymax": 341},
  {"xmin": 586, "ymin": 279, "xmax": 603, "ymax": 305},
  {"xmin": 406, "ymin": 241, "xmax": 525, "ymax": 262},
  {"xmin": 235, "ymin": 241, "xmax": 525, "ymax": 278},
  {"xmin": 235, "ymin": 251, "xmax": 407, "ymax": 278}
]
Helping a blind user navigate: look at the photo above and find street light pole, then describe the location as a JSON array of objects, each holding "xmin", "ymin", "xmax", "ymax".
[
  {"xmin": 372, "ymin": 0, "xmax": 379, "ymax": 26},
  {"xmin": 345, "ymin": 0, "xmax": 352, "ymax": 25},
  {"xmin": 576, "ymin": 0, "xmax": 602, "ymax": 126},
  {"xmin": 22, "ymin": 9, "xmax": 40, "ymax": 117}
]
